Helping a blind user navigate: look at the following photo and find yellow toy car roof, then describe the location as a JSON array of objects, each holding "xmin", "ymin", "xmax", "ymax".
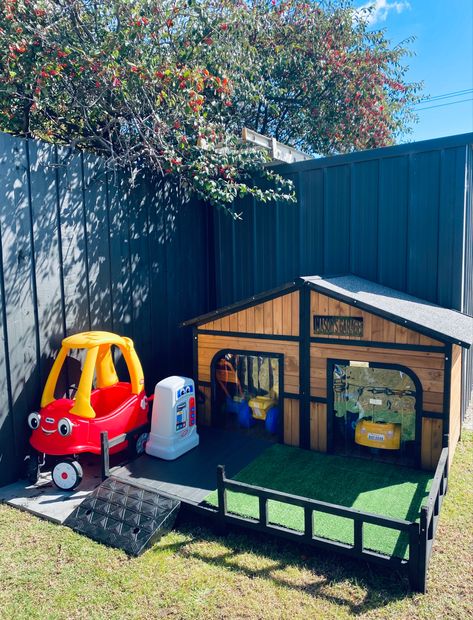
[
  {"xmin": 62, "ymin": 331, "xmax": 129, "ymax": 349},
  {"xmin": 41, "ymin": 331, "xmax": 145, "ymax": 419}
]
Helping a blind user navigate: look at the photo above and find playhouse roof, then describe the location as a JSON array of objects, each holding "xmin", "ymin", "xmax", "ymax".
[
  {"xmin": 302, "ymin": 275, "xmax": 473, "ymax": 348},
  {"xmin": 184, "ymin": 274, "xmax": 473, "ymax": 348}
]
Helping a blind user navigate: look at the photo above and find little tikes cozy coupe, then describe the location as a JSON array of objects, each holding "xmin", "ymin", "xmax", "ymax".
[{"xmin": 26, "ymin": 331, "xmax": 151, "ymax": 490}]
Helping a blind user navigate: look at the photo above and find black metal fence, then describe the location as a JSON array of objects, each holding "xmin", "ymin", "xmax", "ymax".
[
  {"xmin": 463, "ymin": 144, "xmax": 473, "ymax": 419},
  {"xmin": 211, "ymin": 133, "xmax": 473, "ymax": 416},
  {"xmin": 0, "ymin": 132, "xmax": 212, "ymax": 485},
  {"xmin": 215, "ymin": 447, "xmax": 449, "ymax": 592}
]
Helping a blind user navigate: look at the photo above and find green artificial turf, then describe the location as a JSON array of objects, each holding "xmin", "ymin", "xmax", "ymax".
[{"xmin": 205, "ymin": 444, "xmax": 433, "ymax": 559}]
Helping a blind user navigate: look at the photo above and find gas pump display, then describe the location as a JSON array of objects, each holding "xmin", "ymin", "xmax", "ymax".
[
  {"xmin": 146, "ymin": 376, "xmax": 199, "ymax": 460},
  {"xmin": 176, "ymin": 402, "xmax": 187, "ymax": 431}
]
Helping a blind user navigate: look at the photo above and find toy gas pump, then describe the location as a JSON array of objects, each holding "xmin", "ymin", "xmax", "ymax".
[{"xmin": 146, "ymin": 376, "xmax": 199, "ymax": 460}]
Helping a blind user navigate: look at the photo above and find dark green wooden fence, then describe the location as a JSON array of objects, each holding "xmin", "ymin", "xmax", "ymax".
[{"xmin": 0, "ymin": 132, "xmax": 212, "ymax": 485}]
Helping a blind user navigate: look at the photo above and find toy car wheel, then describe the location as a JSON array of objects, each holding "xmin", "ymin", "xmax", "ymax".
[
  {"xmin": 52, "ymin": 459, "xmax": 83, "ymax": 491},
  {"xmin": 23, "ymin": 453, "xmax": 41, "ymax": 485},
  {"xmin": 130, "ymin": 432, "xmax": 149, "ymax": 457}
]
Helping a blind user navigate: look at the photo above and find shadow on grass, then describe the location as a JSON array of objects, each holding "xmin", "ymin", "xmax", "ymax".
[{"xmin": 149, "ymin": 511, "xmax": 414, "ymax": 616}]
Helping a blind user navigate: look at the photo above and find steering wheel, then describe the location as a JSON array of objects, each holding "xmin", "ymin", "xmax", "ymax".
[{"xmin": 66, "ymin": 384, "xmax": 79, "ymax": 399}]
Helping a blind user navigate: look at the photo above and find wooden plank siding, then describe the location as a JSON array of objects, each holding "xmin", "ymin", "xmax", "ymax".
[
  {"xmin": 310, "ymin": 403, "xmax": 327, "ymax": 451},
  {"xmin": 284, "ymin": 398, "xmax": 300, "ymax": 447},
  {"xmin": 448, "ymin": 344, "xmax": 462, "ymax": 468},
  {"xmin": 197, "ymin": 384, "xmax": 212, "ymax": 426},
  {"xmin": 201, "ymin": 292, "xmax": 299, "ymax": 337},
  {"xmin": 310, "ymin": 343, "xmax": 445, "ymax": 409},
  {"xmin": 197, "ymin": 333, "xmax": 300, "ymax": 394},
  {"xmin": 421, "ymin": 418, "xmax": 443, "ymax": 471},
  {"xmin": 310, "ymin": 291, "xmax": 444, "ymax": 346}
]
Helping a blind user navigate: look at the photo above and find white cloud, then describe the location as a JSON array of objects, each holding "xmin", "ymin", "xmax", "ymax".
[{"xmin": 355, "ymin": 0, "xmax": 410, "ymax": 26}]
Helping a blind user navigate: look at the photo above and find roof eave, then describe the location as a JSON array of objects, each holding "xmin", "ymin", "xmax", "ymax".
[{"xmin": 181, "ymin": 280, "xmax": 302, "ymax": 328}]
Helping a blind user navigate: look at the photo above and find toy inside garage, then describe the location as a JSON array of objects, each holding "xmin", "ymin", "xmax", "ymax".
[{"xmin": 13, "ymin": 274, "xmax": 472, "ymax": 586}]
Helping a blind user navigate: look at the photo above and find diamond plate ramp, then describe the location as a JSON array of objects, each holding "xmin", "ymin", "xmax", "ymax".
[{"xmin": 64, "ymin": 477, "xmax": 181, "ymax": 556}]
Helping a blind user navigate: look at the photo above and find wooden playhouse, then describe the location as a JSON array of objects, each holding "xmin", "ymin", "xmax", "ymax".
[{"xmin": 184, "ymin": 275, "xmax": 472, "ymax": 471}]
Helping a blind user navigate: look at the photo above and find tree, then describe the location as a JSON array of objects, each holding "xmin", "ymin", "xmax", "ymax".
[{"xmin": 0, "ymin": 1, "xmax": 419, "ymax": 215}]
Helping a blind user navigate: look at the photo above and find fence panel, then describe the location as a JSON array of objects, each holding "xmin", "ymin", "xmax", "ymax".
[
  {"xmin": 463, "ymin": 145, "xmax": 473, "ymax": 417},
  {"xmin": 213, "ymin": 133, "xmax": 473, "ymax": 413},
  {"xmin": 0, "ymin": 133, "xmax": 211, "ymax": 486}
]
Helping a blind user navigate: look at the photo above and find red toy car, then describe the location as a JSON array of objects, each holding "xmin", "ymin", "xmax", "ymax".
[{"xmin": 26, "ymin": 331, "xmax": 150, "ymax": 490}]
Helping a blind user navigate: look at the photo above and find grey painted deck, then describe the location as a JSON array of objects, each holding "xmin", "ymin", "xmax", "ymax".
[
  {"xmin": 0, "ymin": 457, "xmax": 103, "ymax": 523},
  {"xmin": 113, "ymin": 427, "xmax": 273, "ymax": 504}
]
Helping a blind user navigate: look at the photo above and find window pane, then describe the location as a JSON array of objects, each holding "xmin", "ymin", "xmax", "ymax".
[
  {"xmin": 333, "ymin": 364, "xmax": 417, "ymax": 465},
  {"xmin": 214, "ymin": 352, "xmax": 281, "ymax": 440}
]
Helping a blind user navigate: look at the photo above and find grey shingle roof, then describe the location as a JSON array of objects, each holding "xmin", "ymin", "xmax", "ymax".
[{"xmin": 302, "ymin": 275, "xmax": 473, "ymax": 348}]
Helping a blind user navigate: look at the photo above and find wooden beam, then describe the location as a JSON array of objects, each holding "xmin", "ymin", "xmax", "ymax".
[{"xmin": 242, "ymin": 128, "xmax": 312, "ymax": 163}]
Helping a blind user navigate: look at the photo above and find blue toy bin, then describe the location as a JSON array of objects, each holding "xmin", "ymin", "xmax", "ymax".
[
  {"xmin": 265, "ymin": 406, "xmax": 280, "ymax": 434},
  {"xmin": 237, "ymin": 400, "xmax": 255, "ymax": 428},
  {"xmin": 225, "ymin": 396, "xmax": 245, "ymax": 415}
]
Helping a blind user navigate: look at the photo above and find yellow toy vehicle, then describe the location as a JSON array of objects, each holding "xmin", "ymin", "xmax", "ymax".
[
  {"xmin": 355, "ymin": 418, "xmax": 401, "ymax": 450},
  {"xmin": 248, "ymin": 395, "xmax": 278, "ymax": 421}
]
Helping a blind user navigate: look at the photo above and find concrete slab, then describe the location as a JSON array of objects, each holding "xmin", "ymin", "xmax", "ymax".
[{"xmin": 0, "ymin": 457, "xmax": 103, "ymax": 524}]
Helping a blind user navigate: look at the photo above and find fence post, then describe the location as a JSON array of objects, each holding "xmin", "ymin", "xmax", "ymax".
[
  {"xmin": 304, "ymin": 507, "xmax": 313, "ymax": 542},
  {"xmin": 354, "ymin": 519, "xmax": 363, "ymax": 553},
  {"xmin": 259, "ymin": 496, "xmax": 268, "ymax": 527},
  {"xmin": 101, "ymin": 431, "xmax": 110, "ymax": 481},
  {"xmin": 408, "ymin": 522, "xmax": 421, "ymax": 591},
  {"xmin": 416, "ymin": 507, "xmax": 429, "ymax": 593},
  {"xmin": 443, "ymin": 451, "xmax": 449, "ymax": 495},
  {"xmin": 216, "ymin": 465, "xmax": 228, "ymax": 536}
]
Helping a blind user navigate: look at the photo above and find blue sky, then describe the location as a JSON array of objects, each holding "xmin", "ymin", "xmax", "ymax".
[{"xmin": 355, "ymin": 0, "xmax": 473, "ymax": 143}]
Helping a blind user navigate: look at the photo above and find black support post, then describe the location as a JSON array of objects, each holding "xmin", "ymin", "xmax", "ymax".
[
  {"xmin": 354, "ymin": 520, "xmax": 363, "ymax": 553},
  {"xmin": 259, "ymin": 496, "xmax": 268, "ymax": 527},
  {"xmin": 216, "ymin": 464, "xmax": 228, "ymax": 535},
  {"xmin": 417, "ymin": 506, "xmax": 428, "ymax": 593},
  {"xmin": 442, "ymin": 344, "xmax": 452, "ymax": 444},
  {"xmin": 299, "ymin": 285, "xmax": 311, "ymax": 449},
  {"xmin": 100, "ymin": 431, "xmax": 110, "ymax": 481},
  {"xmin": 304, "ymin": 507, "xmax": 313, "ymax": 541},
  {"xmin": 408, "ymin": 522, "xmax": 421, "ymax": 591}
]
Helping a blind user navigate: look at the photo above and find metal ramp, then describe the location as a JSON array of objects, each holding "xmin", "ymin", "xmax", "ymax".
[{"xmin": 64, "ymin": 476, "xmax": 181, "ymax": 556}]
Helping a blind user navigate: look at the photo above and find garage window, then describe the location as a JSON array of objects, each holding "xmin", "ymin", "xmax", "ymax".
[
  {"xmin": 331, "ymin": 362, "xmax": 419, "ymax": 465},
  {"xmin": 212, "ymin": 351, "xmax": 282, "ymax": 441}
]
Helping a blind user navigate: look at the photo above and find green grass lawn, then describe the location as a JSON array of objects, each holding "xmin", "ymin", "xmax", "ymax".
[
  {"xmin": 205, "ymin": 445, "xmax": 432, "ymax": 559},
  {"xmin": 0, "ymin": 432, "xmax": 471, "ymax": 620}
]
